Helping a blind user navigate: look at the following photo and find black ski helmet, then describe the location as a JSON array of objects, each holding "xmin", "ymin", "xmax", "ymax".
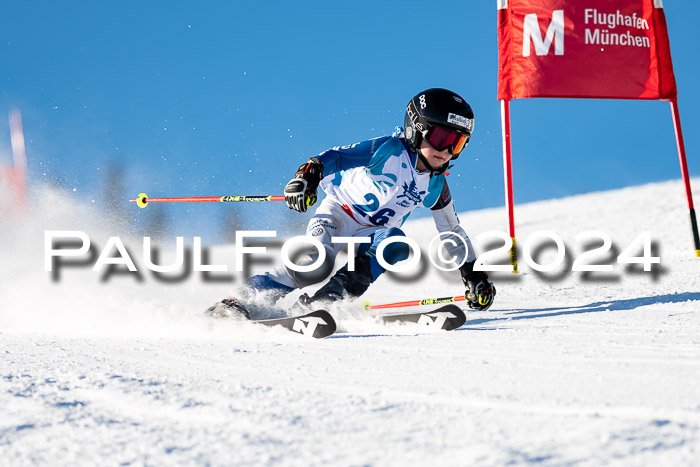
[{"xmin": 404, "ymin": 88, "xmax": 474, "ymax": 161}]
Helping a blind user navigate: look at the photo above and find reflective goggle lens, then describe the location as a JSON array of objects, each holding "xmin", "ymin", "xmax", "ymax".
[{"xmin": 425, "ymin": 126, "xmax": 468, "ymax": 155}]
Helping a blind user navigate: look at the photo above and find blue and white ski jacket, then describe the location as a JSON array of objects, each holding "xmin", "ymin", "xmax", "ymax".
[{"xmin": 316, "ymin": 134, "xmax": 476, "ymax": 263}]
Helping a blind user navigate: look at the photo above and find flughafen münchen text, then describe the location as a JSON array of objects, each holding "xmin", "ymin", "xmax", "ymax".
[{"xmin": 584, "ymin": 8, "xmax": 651, "ymax": 48}]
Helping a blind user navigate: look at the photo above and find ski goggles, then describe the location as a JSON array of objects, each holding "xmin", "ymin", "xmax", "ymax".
[{"xmin": 424, "ymin": 125, "xmax": 469, "ymax": 156}]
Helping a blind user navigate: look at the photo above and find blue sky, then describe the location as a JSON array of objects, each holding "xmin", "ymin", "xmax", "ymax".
[{"xmin": 1, "ymin": 1, "xmax": 698, "ymax": 238}]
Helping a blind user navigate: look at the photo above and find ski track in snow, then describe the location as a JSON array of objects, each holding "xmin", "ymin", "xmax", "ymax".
[{"xmin": 1, "ymin": 179, "xmax": 699, "ymax": 466}]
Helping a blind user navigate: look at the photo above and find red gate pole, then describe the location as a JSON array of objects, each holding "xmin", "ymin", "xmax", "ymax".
[
  {"xmin": 8, "ymin": 109, "xmax": 27, "ymax": 212},
  {"xmin": 501, "ymin": 99, "xmax": 518, "ymax": 272},
  {"xmin": 669, "ymin": 98, "xmax": 700, "ymax": 257}
]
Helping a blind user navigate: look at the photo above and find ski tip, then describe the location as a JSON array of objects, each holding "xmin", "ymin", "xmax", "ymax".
[
  {"xmin": 440, "ymin": 304, "xmax": 467, "ymax": 330},
  {"xmin": 310, "ymin": 309, "xmax": 337, "ymax": 338}
]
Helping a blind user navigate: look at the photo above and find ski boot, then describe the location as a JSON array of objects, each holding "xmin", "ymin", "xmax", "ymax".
[
  {"xmin": 296, "ymin": 256, "xmax": 373, "ymax": 310},
  {"xmin": 204, "ymin": 298, "xmax": 251, "ymax": 320},
  {"xmin": 460, "ymin": 263, "xmax": 497, "ymax": 311},
  {"xmin": 206, "ymin": 275, "xmax": 294, "ymax": 320},
  {"xmin": 294, "ymin": 286, "xmax": 342, "ymax": 313}
]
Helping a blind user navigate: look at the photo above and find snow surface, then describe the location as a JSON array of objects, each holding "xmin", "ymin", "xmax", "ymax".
[{"xmin": 1, "ymin": 179, "xmax": 700, "ymax": 466}]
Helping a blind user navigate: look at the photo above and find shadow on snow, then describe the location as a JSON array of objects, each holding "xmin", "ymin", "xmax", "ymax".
[{"xmin": 464, "ymin": 292, "xmax": 700, "ymax": 328}]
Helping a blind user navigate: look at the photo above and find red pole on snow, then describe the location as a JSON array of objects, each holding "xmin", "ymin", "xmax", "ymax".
[
  {"xmin": 501, "ymin": 99, "xmax": 518, "ymax": 272},
  {"xmin": 669, "ymin": 98, "xmax": 700, "ymax": 257},
  {"xmin": 8, "ymin": 109, "xmax": 27, "ymax": 213}
]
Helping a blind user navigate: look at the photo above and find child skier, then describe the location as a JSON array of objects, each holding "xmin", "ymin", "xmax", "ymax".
[{"xmin": 208, "ymin": 88, "xmax": 495, "ymax": 319}]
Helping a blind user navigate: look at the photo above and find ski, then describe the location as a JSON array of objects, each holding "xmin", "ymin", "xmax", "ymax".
[
  {"xmin": 253, "ymin": 309, "xmax": 337, "ymax": 338},
  {"xmin": 378, "ymin": 304, "xmax": 466, "ymax": 331}
]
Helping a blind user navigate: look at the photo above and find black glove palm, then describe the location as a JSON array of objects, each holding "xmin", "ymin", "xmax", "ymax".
[
  {"xmin": 284, "ymin": 158, "xmax": 323, "ymax": 213},
  {"xmin": 460, "ymin": 263, "xmax": 496, "ymax": 311}
]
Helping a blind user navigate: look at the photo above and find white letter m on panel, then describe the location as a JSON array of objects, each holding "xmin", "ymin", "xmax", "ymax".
[{"xmin": 523, "ymin": 10, "xmax": 564, "ymax": 57}]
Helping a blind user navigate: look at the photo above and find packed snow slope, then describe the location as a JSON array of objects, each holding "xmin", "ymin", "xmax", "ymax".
[{"xmin": 1, "ymin": 178, "xmax": 699, "ymax": 466}]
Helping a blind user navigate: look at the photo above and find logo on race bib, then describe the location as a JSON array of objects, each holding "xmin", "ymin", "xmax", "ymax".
[{"xmin": 396, "ymin": 180, "xmax": 426, "ymax": 208}]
